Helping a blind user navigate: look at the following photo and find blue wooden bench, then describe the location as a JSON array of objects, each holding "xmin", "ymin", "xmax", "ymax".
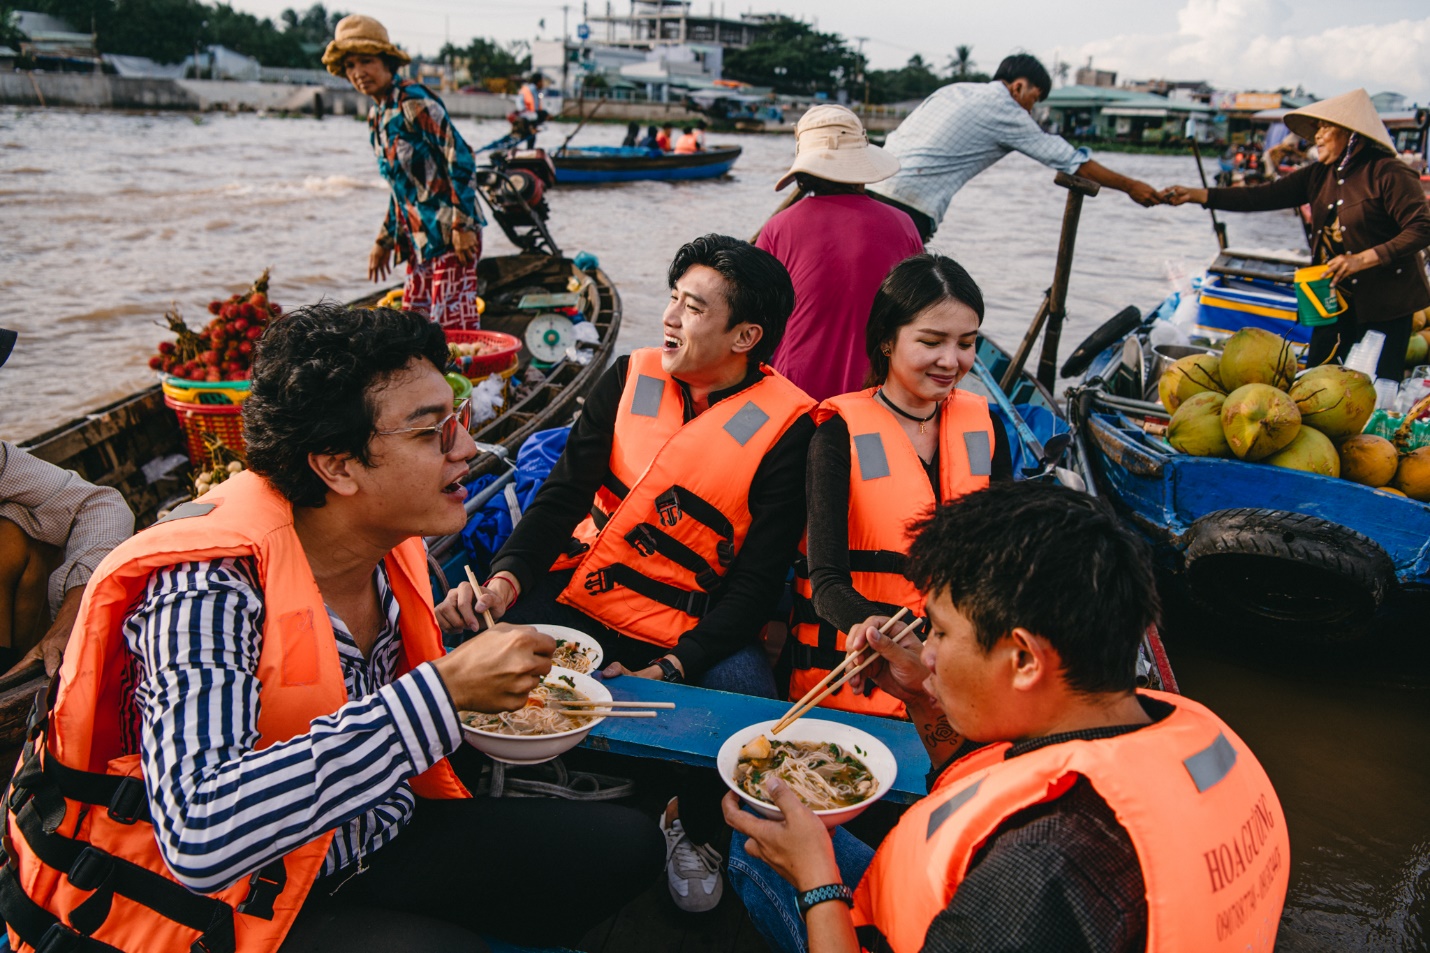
[{"xmin": 583, "ymin": 677, "xmax": 930, "ymax": 804}]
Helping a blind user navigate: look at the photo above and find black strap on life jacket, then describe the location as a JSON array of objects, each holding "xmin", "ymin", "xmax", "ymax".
[
  {"xmin": 855, "ymin": 923, "xmax": 895, "ymax": 953},
  {"xmin": 622, "ymin": 523, "xmax": 721, "ymax": 592},
  {"xmin": 0, "ymin": 689, "xmax": 287, "ymax": 953},
  {"xmin": 846, "ymin": 550, "xmax": 908, "ymax": 576},
  {"xmin": 582, "ymin": 563, "xmax": 710, "ymax": 618},
  {"xmin": 653, "ymin": 487, "xmax": 736, "ymax": 567},
  {"xmin": 788, "ymin": 596, "xmax": 843, "ymax": 679}
]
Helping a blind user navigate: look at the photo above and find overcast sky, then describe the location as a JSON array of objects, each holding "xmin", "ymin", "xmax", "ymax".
[{"xmin": 250, "ymin": 0, "xmax": 1430, "ymax": 103}]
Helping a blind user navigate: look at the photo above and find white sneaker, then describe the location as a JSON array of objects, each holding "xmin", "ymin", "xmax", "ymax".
[{"xmin": 660, "ymin": 810, "xmax": 723, "ymax": 912}]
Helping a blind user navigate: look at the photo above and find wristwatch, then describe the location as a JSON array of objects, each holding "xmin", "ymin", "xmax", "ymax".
[
  {"xmin": 796, "ymin": 883, "xmax": 853, "ymax": 919},
  {"xmin": 648, "ymin": 656, "xmax": 684, "ymax": 683}
]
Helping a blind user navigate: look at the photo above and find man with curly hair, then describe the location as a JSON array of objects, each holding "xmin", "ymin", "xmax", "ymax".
[{"xmin": 0, "ymin": 305, "xmax": 661, "ymax": 952}]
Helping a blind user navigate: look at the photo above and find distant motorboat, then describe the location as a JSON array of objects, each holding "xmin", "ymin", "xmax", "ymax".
[{"xmin": 550, "ymin": 145, "xmax": 742, "ymax": 184}]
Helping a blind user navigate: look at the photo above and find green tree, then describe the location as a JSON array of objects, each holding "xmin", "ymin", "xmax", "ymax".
[
  {"xmin": 0, "ymin": 5, "xmax": 28, "ymax": 50},
  {"xmin": 865, "ymin": 54, "xmax": 944, "ymax": 104},
  {"xmin": 724, "ymin": 17, "xmax": 860, "ymax": 96},
  {"xmin": 438, "ymin": 36, "xmax": 529, "ymax": 83},
  {"xmin": 947, "ymin": 45, "xmax": 973, "ymax": 79}
]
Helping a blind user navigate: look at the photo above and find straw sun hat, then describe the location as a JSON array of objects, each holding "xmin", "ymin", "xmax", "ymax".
[
  {"xmin": 1284, "ymin": 88, "xmax": 1396, "ymax": 155},
  {"xmin": 775, "ymin": 104, "xmax": 900, "ymax": 191},
  {"xmin": 322, "ymin": 15, "xmax": 411, "ymax": 76}
]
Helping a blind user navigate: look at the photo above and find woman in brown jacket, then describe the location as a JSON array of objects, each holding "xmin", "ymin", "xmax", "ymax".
[{"xmin": 1165, "ymin": 88, "xmax": 1430, "ymax": 380}]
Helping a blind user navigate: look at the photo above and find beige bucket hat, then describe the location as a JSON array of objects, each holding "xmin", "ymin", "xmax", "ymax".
[
  {"xmin": 322, "ymin": 15, "xmax": 411, "ymax": 76},
  {"xmin": 775, "ymin": 104, "xmax": 901, "ymax": 191},
  {"xmin": 1284, "ymin": 88, "xmax": 1396, "ymax": 155}
]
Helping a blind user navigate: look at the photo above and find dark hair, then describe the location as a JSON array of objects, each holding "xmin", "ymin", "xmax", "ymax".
[
  {"xmin": 681, "ymin": 126, "xmax": 694, "ymax": 134},
  {"xmin": 242, "ymin": 303, "xmax": 449, "ymax": 508},
  {"xmin": 865, "ymin": 254, "xmax": 985, "ymax": 385},
  {"xmin": 666, "ymin": 234, "xmax": 794, "ymax": 366},
  {"xmin": 993, "ymin": 53, "xmax": 1051, "ymax": 99},
  {"xmin": 646, "ymin": 125, "xmax": 659, "ymax": 136},
  {"xmin": 792, "ymin": 172, "xmax": 863, "ymax": 196},
  {"xmin": 906, "ymin": 481, "xmax": 1159, "ymax": 694}
]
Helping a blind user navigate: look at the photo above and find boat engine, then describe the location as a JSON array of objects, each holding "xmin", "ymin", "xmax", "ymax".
[{"xmin": 478, "ymin": 149, "xmax": 561, "ymax": 256}]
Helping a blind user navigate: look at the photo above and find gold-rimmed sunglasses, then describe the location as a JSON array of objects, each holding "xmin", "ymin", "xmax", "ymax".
[{"xmin": 374, "ymin": 397, "xmax": 473, "ymax": 454}]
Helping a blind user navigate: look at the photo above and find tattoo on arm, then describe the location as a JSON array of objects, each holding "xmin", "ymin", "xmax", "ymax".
[{"xmin": 926, "ymin": 717, "xmax": 958, "ymax": 744}]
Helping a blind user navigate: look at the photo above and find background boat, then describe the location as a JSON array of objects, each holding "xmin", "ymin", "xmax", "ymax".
[{"xmin": 551, "ymin": 145, "xmax": 742, "ymax": 184}]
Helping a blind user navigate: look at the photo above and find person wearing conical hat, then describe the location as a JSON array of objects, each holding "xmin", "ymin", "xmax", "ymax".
[
  {"xmin": 1165, "ymin": 88, "xmax": 1430, "ymax": 380},
  {"xmin": 754, "ymin": 104, "xmax": 924, "ymax": 401},
  {"xmin": 323, "ymin": 15, "xmax": 487, "ymax": 330}
]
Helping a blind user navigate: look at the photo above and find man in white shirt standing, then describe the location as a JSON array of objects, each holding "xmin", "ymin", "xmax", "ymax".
[{"xmin": 869, "ymin": 53, "xmax": 1163, "ymax": 241}]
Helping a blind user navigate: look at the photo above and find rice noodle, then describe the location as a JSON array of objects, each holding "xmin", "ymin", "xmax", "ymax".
[
  {"xmin": 550, "ymin": 639, "xmax": 596, "ymax": 674},
  {"xmin": 733, "ymin": 736, "xmax": 877, "ymax": 810},
  {"xmin": 461, "ymin": 678, "xmax": 589, "ymax": 735}
]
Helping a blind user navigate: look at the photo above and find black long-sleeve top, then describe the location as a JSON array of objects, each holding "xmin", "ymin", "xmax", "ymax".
[
  {"xmin": 1206, "ymin": 149, "xmax": 1430, "ymax": 320},
  {"xmin": 806, "ymin": 413, "xmax": 1011, "ymax": 633},
  {"xmin": 491, "ymin": 355, "xmax": 814, "ymax": 679}
]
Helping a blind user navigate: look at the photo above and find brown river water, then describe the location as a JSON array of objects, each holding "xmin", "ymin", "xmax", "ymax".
[{"xmin": 1, "ymin": 107, "xmax": 1426, "ymax": 950}]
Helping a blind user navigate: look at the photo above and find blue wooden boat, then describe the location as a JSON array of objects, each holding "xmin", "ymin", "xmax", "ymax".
[
  {"xmin": 1065, "ymin": 255, "xmax": 1430, "ymax": 641},
  {"xmin": 551, "ymin": 145, "xmax": 742, "ymax": 184}
]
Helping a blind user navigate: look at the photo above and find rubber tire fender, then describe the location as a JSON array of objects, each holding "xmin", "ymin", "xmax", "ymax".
[
  {"xmin": 1181, "ymin": 507, "xmax": 1396, "ymax": 640},
  {"xmin": 1061, "ymin": 305, "xmax": 1142, "ymax": 379}
]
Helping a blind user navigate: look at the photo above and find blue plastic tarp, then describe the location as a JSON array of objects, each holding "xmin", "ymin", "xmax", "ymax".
[{"xmin": 461, "ymin": 427, "xmax": 570, "ymax": 564}]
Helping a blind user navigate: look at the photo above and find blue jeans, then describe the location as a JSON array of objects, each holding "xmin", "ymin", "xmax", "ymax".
[
  {"xmin": 698, "ymin": 643, "xmax": 778, "ymax": 698},
  {"xmin": 728, "ymin": 825, "xmax": 875, "ymax": 953}
]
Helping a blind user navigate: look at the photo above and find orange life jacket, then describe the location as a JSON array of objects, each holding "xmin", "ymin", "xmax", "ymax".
[
  {"xmin": 789, "ymin": 389, "xmax": 993, "ymax": 717},
  {"xmin": 1, "ymin": 471, "xmax": 468, "ymax": 953},
  {"xmin": 656, "ymin": 132, "xmax": 672, "ymax": 151},
  {"xmin": 553, "ymin": 348, "xmax": 814, "ymax": 648},
  {"xmin": 674, "ymin": 134, "xmax": 700, "ymax": 154},
  {"xmin": 519, "ymin": 83, "xmax": 539, "ymax": 113},
  {"xmin": 851, "ymin": 690, "xmax": 1289, "ymax": 953}
]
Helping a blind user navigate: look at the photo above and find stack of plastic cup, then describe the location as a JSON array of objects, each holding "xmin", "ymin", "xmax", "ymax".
[{"xmin": 1343, "ymin": 330, "xmax": 1386, "ymax": 377}]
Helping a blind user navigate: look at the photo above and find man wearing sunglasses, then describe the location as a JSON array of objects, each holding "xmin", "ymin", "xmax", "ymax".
[{"xmin": 2, "ymin": 304, "xmax": 662, "ymax": 952}]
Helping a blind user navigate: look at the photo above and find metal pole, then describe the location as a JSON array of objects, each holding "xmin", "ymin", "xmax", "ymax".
[{"xmin": 1035, "ymin": 179, "xmax": 1094, "ymax": 392}]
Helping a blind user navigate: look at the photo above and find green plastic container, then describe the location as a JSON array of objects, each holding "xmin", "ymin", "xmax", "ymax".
[{"xmin": 1294, "ymin": 266, "xmax": 1346, "ymax": 328}]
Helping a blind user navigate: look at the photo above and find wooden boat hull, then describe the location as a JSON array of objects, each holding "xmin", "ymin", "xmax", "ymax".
[{"xmin": 552, "ymin": 145, "xmax": 742, "ymax": 184}]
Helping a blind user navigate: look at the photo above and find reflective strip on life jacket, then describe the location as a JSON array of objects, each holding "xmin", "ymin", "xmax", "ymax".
[
  {"xmin": 2, "ymin": 472, "xmax": 468, "ymax": 953},
  {"xmin": 850, "ymin": 691, "xmax": 1290, "ymax": 953},
  {"xmin": 556, "ymin": 349, "xmax": 814, "ymax": 647},
  {"xmin": 788, "ymin": 389, "xmax": 993, "ymax": 717}
]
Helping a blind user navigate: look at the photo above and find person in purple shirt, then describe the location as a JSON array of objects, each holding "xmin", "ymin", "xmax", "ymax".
[{"xmin": 756, "ymin": 105, "xmax": 925, "ymax": 402}]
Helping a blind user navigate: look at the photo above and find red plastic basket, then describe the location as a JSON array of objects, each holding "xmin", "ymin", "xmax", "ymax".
[
  {"xmin": 446, "ymin": 329, "xmax": 521, "ymax": 379},
  {"xmin": 164, "ymin": 394, "xmax": 246, "ymax": 466}
]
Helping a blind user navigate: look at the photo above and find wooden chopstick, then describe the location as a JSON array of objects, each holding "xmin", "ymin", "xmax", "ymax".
[
  {"xmin": 771, "ymin": 608, "xmax": 910, "ymax": 734},
  {"xmin": 557, "ymin": 700, "xmax": 676, "ymax": 708},
  {"xmin": 463, "ymin": 565, "xmax": 496, "ymax": 629},
  {"xmin": 772, "ymin": 617, "xmax": 924, "ymax": 735},
  {"xmin": 557, "ymin": 709, "xmax": 658, "ymax": 718}
]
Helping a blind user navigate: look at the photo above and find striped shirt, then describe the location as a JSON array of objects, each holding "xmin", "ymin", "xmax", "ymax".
[
  {"xmin": 0, "ymin": 440, "xmax": 134, "ymax": 617},
  {"xmin": 868, "ymin": 81, "xmax": 1092, "ymax": 225},
  {"xmin": 119, "ymin": 556, "xmax": 461, "ymax": 892}
]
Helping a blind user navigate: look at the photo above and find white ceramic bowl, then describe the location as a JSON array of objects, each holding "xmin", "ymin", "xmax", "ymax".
[
  {"xmin": 459, "ymin": 666, "xmax": 611, "ymax": 765},
  {"xmin": 717, "ymin": 719, "xmax": 897, "ymax": 829},
  {"xmin": 533, "ymin": 625, "xmax": 603, "ymax": 674}
]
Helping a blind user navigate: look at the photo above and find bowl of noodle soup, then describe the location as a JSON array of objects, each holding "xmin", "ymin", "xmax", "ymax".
[
  {"xmin": 532, "ymin": 625, "xmax": 603, "ymax": 675},
  {"xmin": 718, "ymin": 719, "xmax": 897, "ymax": 829},
  {"xmin": 458, "ymin": 666, "xmax": 611, "ymax": 765}
]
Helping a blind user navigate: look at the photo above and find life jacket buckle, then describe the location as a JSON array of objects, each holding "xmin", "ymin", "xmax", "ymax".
[
  {"xmin": 583, "ymin": 569, "xmax": 614, "ymax": 595},
  {"xmin": 236, "ymin": 859, "xmax": 287, "ymax": 921},
  {"xmin": 66, "ymin": 845, "xmax": 115, "ymax": 893},
  {"xmin": 563, "ymin": 537, "xmax": 591, "ymax": 559},
  {"xmin": 106, "ymin": 777, "xmax": 147, "ymax": 825},
  {"xmin": 655, "ymin": 489, "xmax": 682, "ymax": 527},
  {"xmin": 36, "ymin": 922, "xmax": 83, "ymax": 953},
  {"xmin": 624, "ymin": 525, "xmax": 657, "ymax": 557},
  {"xmin": 715, "ymin": 540, "xmax": 734, "ymax": 567},
  {"xmin": 694, "ymin": 567, "xmax": 719, "ymax": 592}
]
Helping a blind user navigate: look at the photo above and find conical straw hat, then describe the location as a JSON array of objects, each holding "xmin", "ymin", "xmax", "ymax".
[{"xmin": 1284, "ymin": 88, "xmax": 1396, "ymax": 155}]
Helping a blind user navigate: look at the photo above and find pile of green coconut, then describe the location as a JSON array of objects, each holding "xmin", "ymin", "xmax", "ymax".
[{"xmin": 1157, "ymin": 327, "xmax": 1430, "ymax": 500}]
